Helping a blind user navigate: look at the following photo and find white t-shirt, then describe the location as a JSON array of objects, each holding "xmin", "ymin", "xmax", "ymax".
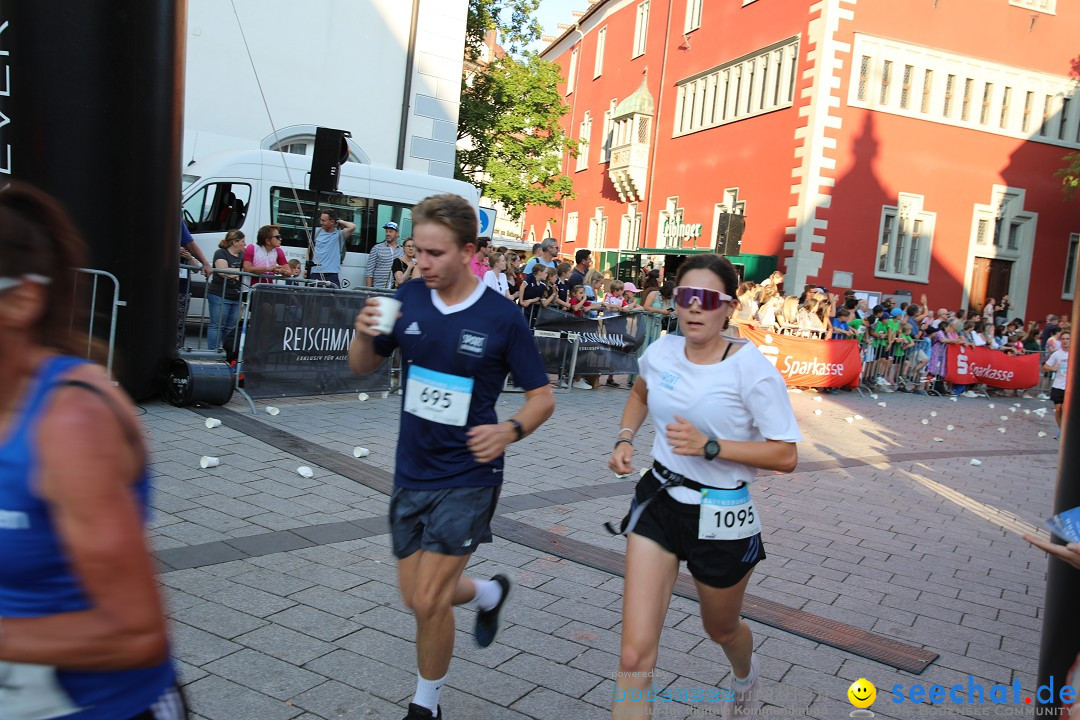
[
  {"xmin": 637, "ymin": 334, "xmax": 803, "ymax": 503},
  {"xmin": 482, "ymin": 270, "xmax": 510, "ymax": 298},
  {"xmin": 1047, "ymin": 350, "xmax": 1069, "ymax": 390}
]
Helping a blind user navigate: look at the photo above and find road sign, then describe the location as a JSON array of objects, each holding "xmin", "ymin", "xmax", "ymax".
[{"xmin": 479, "ymin": 206, "xmax": 497, "ymax": 237}]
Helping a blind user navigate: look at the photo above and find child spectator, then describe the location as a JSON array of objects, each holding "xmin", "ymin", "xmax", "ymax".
[
  {"xmin": 605, "ymin": 279, "xmax": 628, "ymax": 310},
  {"xmin": 569, "ymin": 285, "xmax": 588, "ymax": 317},
  {"xmin": 621, "ymin": 281, "xmax": 643, "ymax": 310},
  {"xmin": 553, "ymin": 262, "xmax": 573, "ymax": 310},
  {"xmin": 286, "ymin": 259, "xmax": 302, "ymax": 286},
  {"xmin": 831, "ymin": 308, "xmax": 855, "ymax": 338}
]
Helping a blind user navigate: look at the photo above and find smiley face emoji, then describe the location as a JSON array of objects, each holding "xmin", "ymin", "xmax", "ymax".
[{"xmin": 848, "ymin": 679, "xmax": 876, "ymax": 708}]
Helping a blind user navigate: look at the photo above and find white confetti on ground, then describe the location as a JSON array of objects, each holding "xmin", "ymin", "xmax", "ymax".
[
  {"xmin": 814, "ymin": 395, "xmax": 822, "ymax": 402},
  {"xmin": 988, "ymin": 403, "xmax": 995, "ymax": 409}
]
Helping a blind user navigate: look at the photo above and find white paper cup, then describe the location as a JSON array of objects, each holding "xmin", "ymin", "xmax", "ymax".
[
  {"xmin": 353, "ymin": 446, "xmax": 370, "ymax": 458},
  {"xmin": 200, "ymin": 456, "xmax": 220, "ymax": 469},
  {"xmin": 357, "ymin": 393, "xmax": 369, "ymax": 402},
  {"xmin": 370, "ymin": 296, "xmax": 402, "ymax": 335},
  {"xmin": 265, "ymin": 406, "xmax": 280, "ymax": 416},
  {"xmin": 204, "ymin": 418, "xmax": 222, "ymax": 429},
  {"xmin": 297, "ymin": 466, "xmax": 314, "ymax": 478}
]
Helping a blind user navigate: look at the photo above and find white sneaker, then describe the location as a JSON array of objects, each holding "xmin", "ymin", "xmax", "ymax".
[
  {"xmin": 722, "ymin": 657, "xmax": 761, "ymax": 720},
  {"xmin": 572, "ymin": 379, "xmax": 593, "ymax": 390}
]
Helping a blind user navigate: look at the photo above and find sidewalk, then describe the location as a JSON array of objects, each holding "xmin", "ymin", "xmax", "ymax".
[{"xmin": 140, "ymin": 381, "xmax": 1062, "ymax": 719}]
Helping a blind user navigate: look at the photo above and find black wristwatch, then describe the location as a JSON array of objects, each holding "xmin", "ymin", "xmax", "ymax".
[
  {"xmin": 507, "ymin": 418, "xmax": 524, "ymax": 442},
  {"xmin": 703, "ymin": 438, "xmax": 721, "ymax": 461}
]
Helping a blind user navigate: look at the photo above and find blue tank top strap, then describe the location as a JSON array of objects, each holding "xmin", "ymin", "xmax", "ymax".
[{"xmin": 4, "ymin": 356, "xmax": 90, "ymax": 448}]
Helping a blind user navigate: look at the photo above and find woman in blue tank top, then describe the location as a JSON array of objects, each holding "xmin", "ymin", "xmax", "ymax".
[{"xmin": 0, "ymin": 183, "xmax": 183, "ymax": 719}]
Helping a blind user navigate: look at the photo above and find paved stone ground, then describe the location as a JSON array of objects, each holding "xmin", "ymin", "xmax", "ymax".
[{"xmin": 138, "ymin": 378, "xmax": 1064, "ymax": 720}]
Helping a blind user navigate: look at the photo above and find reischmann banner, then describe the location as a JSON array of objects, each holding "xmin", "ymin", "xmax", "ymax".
[{"xmin": 242, "ymin": 285, "xmax": 392, "ymax": 398}]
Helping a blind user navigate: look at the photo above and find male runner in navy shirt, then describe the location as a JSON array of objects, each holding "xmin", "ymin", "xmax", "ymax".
[{"xmin": 349, "ymin": 194, "xmax": 555, "ymax": 720}]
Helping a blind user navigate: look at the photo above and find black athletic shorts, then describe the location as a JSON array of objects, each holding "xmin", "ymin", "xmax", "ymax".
[
  {"xmin": 628, "ymin": 470, "xmax": 764, "ymax": 589},
  {"xmin": 389, "ymin": 484, "xmax": 501, "ymax": 559},
  {"xmin": 1051, "ymin": 387, "xmax": 1065, "ymax": 405}
]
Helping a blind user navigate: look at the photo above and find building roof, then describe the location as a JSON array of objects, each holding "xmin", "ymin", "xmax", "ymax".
[{"xmin": 614, "ymin": 74, "xmax": 655, "ymax": 117}]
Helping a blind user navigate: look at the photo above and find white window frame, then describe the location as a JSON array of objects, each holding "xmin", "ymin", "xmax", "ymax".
[
  {"xmin": 632, "ymin": 1, "xmax": 650, "ymax": 59},
  {"xmin": 594, "ymin": 27, "xmax": 606, "ymax": 79},
  {"xmin": 601, "ymin": 98, "xmax": 617, "ymax": 163},
  {"xmin": 657, "ymin": 196, "xmax": 685, "ymax": 249},
  {"xmin": 873, "ymin": 193, "xmax": 935, "ymax": 284},
  {"xmin": 685, "ymin": 0, "xmax": 703, "ymax": 34},
  {"xmin": 1009, "ymin": 0, "xmax": 1055, "ymax": 15},
  {"xmin": 673, "ymin": 36, "xmax": 799, "ymax": 137},
  {"xmin": 1064, "ymin": 233, "xmax": 1078, "ymax": 300},
  {"xmin": 849, "ymin": 34, "xmax": 1080, "ymax": 150},
  {"xmin": 576, "ymin": 111, "xmax": 591, "ymax": 172},
  {"xmin": 566, "ymin": 212, "xmax": 579, "ymax": 247},
  {"xmin": 589, "ymin": 207, "xmax": 609, "ymax": 250},
  {"xmin": 620, "ymin": 203, "xmax": 641, "ymax": 250},
  {"xmin": 566, "ymin": 47, "xmax": 579, "ymax": 96}
]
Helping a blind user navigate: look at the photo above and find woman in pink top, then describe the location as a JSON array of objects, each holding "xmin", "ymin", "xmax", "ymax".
[{"xmin": 243, "ymin": 224, "xmax": 293, "ymax": 284}]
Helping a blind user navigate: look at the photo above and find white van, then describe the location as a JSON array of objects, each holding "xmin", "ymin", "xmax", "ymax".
[{"xmin": 181, "ymin": 149, "xmax": 481, "ymax": 297}]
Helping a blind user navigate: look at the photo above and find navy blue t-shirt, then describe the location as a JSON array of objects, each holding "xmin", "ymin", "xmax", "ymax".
[{"xmin": 374, "ymin": 278, "xmax": 549, "ymax": 490}]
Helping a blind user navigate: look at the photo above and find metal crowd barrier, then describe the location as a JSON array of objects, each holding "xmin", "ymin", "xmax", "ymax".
[
  {"xmin": 75, "ymin": 268, "xmax": 125, "ymax": 378},
  {"xmin": 177, "ymin": 265, "xmax": 399, "ymax": 413}
]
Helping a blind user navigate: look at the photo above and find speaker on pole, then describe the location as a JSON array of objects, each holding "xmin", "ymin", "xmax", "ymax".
[
  {"xmin": 714, "ymin": 213, "xmax": 746, "ymax": 256},
  {"xmin": 309, "ymin": 127, "xmax": 352, "ymax": 192}
]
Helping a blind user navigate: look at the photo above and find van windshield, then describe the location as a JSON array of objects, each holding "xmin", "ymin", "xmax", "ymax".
[{"xmin": 270, "ymin": 187, "xmax": 415, "ymax": 254}]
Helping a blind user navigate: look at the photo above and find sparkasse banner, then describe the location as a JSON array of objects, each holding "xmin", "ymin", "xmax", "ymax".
[
  {"xmin": 737, "ymin": 327, "xmax": 861, "ymax": 388},
  {"xmin": 944, "ymin": 345, "xmax": 1041, "ymax": 389}
]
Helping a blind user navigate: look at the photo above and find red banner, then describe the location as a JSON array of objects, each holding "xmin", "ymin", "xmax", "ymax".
[
  {"xmin": 738, "ymin": 327, "xmax": 862, "ymax": 388},
  {"xmin": 944, "ymin": 345, "xmax": 1041, "ymax": 389}
]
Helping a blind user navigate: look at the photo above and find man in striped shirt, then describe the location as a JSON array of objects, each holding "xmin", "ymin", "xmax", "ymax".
[{"xmin": 367, "ymin": 221, "xmax": 403, "ymax": 289}]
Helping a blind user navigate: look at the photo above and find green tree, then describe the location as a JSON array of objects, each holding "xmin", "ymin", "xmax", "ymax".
[
  {"xmin": 1056, "ymin": 152, "xmax": 1080, "ymax": 201},
  {"xmin": 457, "ymin": 0, "xmax": 576, "ymax": 221}
]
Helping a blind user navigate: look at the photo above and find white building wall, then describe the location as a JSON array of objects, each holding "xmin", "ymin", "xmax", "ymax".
[{"xmin": 183, "ymin": 0, "xmax": 466, "ymax": 177}]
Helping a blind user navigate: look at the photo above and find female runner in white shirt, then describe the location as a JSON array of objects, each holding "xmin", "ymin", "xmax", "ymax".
[{"xmin": 608, "ymin": 254, "xmax": 802, "ymax": 720}]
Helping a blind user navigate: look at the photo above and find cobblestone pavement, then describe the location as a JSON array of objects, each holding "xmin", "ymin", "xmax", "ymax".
[{"xmin": 139, "ymin": 377, "xmax": 1063, "ymax": 720}]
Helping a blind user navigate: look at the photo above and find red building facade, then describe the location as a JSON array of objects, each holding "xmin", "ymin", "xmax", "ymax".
[{"xmin": 521, "ymin": 0, "xmax": 1078, "ymax": 321}]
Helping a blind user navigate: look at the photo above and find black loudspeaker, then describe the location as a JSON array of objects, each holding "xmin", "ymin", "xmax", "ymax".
[
  {"xmin": 715, "ymin": 213, "xmax": 746, "ymax": 256},
  {"xmin": 309, "ymin": 127, "xmax": 352, "ymax": 192},
  {"xmin": 163, "ymin": 357, "xmax": 234, "ymax": 407}
]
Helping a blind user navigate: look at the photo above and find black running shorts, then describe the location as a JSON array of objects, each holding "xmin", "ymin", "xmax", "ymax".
[
  {"xmin": 628, "ymin": 470, "xmax": 764, "ymax": 589},
  {"xmin": 389, "ymin": 485, "xmax": 501, "ymax": 559}
]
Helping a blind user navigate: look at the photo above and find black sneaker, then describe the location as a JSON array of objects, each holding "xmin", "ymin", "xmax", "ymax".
[
  {"xmin": 403, "ymin": 703, "xmax": 441, "ymax": 720},
  {"xmin": 474, "ymin": 573, "xmax": 512, "ymax": 648}
]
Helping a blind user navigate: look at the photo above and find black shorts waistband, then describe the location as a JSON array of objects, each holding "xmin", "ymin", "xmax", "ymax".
[{"xmin": 651, "ymin": 460, "xmax": 745, "ymax": 493}]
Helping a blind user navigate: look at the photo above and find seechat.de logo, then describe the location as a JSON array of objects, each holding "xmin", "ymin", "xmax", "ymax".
[{"xmin": 848, "ymin": 678, "xmax": 877, "ymax": 717}]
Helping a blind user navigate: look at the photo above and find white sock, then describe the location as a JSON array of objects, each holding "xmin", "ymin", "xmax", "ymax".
[
  {"xmin": 412, "ymin": 673, "xmax": 446, "ymax": 714},
  {"xmin": 472, "ymin": 579, "xmax": 503, "ymax": 611},
  {"xmin": 733, "ymin": 656, "xmax": 758, "ymax": 690}
]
